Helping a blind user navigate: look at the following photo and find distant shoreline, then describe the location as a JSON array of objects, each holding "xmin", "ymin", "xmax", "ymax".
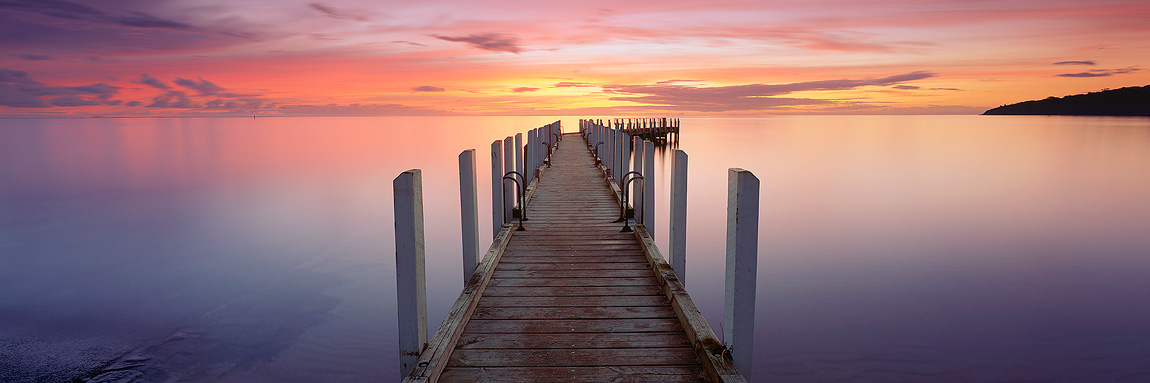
[{"xmin": 983, "ymin": 85, "xmax": 1150, "ymax": 116}]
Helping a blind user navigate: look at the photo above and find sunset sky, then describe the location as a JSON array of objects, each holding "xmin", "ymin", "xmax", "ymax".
[{"xmin": 1, "ymin": 0, "xmax": 1148, "ymax": 117}]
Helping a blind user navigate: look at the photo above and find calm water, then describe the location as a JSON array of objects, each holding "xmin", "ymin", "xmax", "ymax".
[{"xmin": 2, "ymin": 116, "xmax": 1149, "ymax": 382}]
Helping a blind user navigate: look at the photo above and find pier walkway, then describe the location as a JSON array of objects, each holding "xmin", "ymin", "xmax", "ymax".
[{"xmin": 403, "ymin": 133, "xmax": 744, "ymax": 382}]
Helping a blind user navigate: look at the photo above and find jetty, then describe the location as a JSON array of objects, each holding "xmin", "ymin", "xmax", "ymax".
[{"xmin": 394, "ymin": 120, "xmax": 758, "ymax": 382}]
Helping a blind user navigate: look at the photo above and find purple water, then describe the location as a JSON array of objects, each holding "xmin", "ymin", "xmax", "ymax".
[{"xmin": 2, "ymin": 116, "xmax": 1149, "ymax": 382}]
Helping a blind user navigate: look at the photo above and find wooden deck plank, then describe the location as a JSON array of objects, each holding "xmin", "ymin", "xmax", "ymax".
[
  {"xmin": 481, "ymin": 285, "xmax": 664, "ymax": 297},
  {"xmin": 462, "ymin": 318, "xmax": 684, "ymax": 334},
  {"xmin": 494, "ymin": 262, "xmax": 651, "ymax": 271},
  {"xmin": 447, "ymin": 348, "xmax": 701, "ymax": 367},
  {"xmin": 493, "ymin": 269, "xmax": 655, "ymax": 278},
  {"xmin": 487, "ymin": 277, "xmax": 659, "ymax": 287},
  {"xmin": 471, "ymin": 306, "xmax": 677, "ymax": 320},
  {"xmin": 454, "ymin": 332, "xmax": 693, "ymax": 349},
  {"xmin": 477, "ymin": 295, "xmax": 669, "ymax": 308},
  {"xmin": 438, "ymin": 366, "xmax": 708, "ymax": 383}
]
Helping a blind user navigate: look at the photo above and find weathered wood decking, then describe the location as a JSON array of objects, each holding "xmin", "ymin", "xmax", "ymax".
[{"xmin": 404, "ymin": 133, "xmax": 744, "ymax": 383}]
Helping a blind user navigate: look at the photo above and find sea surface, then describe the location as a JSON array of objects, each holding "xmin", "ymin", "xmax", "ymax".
[{"xmin": 2, "ymin": 115, "xmax": 1149, "ymax": 382}]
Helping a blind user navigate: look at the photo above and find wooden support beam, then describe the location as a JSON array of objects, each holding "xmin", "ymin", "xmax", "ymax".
[
  {"xmin": 459, "ymin": 150, "xmax": 479, "ymax": 281},
  {"xmin": 394, "ymin": 169, "xmax": 427, "ymax": 378},
  {"xmin": 669, "ymin": 149, "xmax": 688, "ymax": 282},
  {"xmin": 725, "ymin": 168, "xmax": 759, "ymax": 377},
  {"xmin": 490, "ymin": 141, "xmax": 503, "ymax": 239}
]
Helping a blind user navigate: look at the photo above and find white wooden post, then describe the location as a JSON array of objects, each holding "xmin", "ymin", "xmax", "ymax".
[
  {"xmin": 503, "ymin": 137, "xmax": 515, "ymax": 224},
  {"xmin": 459, "ymin": 150, "xmax": 479, "ymax": 281},
  {"xmin": 669, "ymin": 149, "xmax": 688, "ymax": 282},
  {"xmin": 631, "ymin": 136, "xmax": 644, "ymax": 217},
  {"xmin": 490, "ymin": 141, "xmax": 503, "ymax": 239},
  {"xmin": 620, "ymin": 133, "xmax": 631, "ymax": 188},
  {"xmin": 643, "ymin": 140, "xmax": 655, "ymax": 237},
  {"xmin": 515, "ymin": 133, "xmax": 524, "ymax": 178},
  {"xmin": 724, "ymin": 168, "xmax": 759, "ymax": 376},
  {"xmin": 616, "ymin": 130, "xmax": 626, "ymax": 186},
  {"xmin": 394, "ymin": 169, "xmax": 427, "ymax": 377}
]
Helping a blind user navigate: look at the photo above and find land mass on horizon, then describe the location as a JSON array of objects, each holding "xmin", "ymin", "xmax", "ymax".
[{"xmin": 983, "ymin": 85, "xmax": 1150, "ymax": 116}]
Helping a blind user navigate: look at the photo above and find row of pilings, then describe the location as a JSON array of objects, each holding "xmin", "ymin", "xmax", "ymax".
[{"xmin": 605, "ymin": 118, "xmax": 680, "ymax": 140}]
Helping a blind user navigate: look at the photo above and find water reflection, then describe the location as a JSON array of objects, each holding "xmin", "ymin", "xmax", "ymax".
[
  {"xmin": 0, "ymin": 116, "xmax": 558, "ymax": 382},
  {"xmin": 2, "ymin": 116, "xmax": 1149, "ymax": 382}
]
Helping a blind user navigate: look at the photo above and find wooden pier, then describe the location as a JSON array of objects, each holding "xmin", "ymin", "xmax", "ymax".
[{"xmin": 400, "ymin": 124, "xmax": 748, "ymax": 382}]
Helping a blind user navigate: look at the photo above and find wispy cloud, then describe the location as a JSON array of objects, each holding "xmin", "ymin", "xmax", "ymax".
[
  {"xmin": 554, "ymin": 82, "xmax": 596, "ymax": 88},
  {"xmin": 308, "ymin": 3, "xmax": 370, "ymax": 22},
  {"xmin": 601, "ymin": 72, "xmax": 937, "ymax": 112},
  {"xmin": 174, "ymin": 77, "xmax": 224, "ymax": 95},
  {"xmin": 412, "ymin": 85, "xmax": 445, "ymax": 92},
  {"xmin": 0, "ymin": 0, "xmax": 192, "ymax": 29},
  {"xmin": 433, "ymin": 33, "xmax": 521, "ymax": 53},
  {"xmin": 512, "ymin": 87, "xmax": 539, "ymax": 93},
  {"xmin": 11, "ymin": 53, "xmax": 53, "ymax": 60},
  {"xmin": 0, "ymin": 68, "xmax": 119, "ymax": 108},
  {"xmin": 134, "ymin": 73, "xmax": 171, "ymax": 90},
  {"xmin": 1057, "ymin": 67, "xmax": 1141, "ymax": 78},
  {"xmin": 1053, "ymin": 60, "xmax": 1097, "ymax": 66},
  {"xmin": 147, "ymin": 90, "xmax": 199, "ymax": 108}
]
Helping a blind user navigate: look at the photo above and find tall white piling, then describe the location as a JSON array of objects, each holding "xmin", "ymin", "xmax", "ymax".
[
  {"xmin": 503, "ymin": 137, "xmax": 515, "ymax": 224},
  {"xmin": 631, "ymin": 136, "xmax": 644, "ymax": 217},
  {"xmin": 490, "ymin": 141, "xmax": 503, "ymax": 239},
  {"xmin": 724, "ymin": 168, "xmax": 759, "ymax": 376},
  {"xmin": 621, "ymin": 133, "xmax": 631, "ymax": 188},
  {"xmin": 669, "ymin": 149, "xmax": 688, "ymax": 282},
  {"xmin": 643, "ymin": 140, "xmax": 655, "ymax": 237},
  {"xmin": 515, "ymin": 133, "xmax": 523, "ymax": 178},
  {"xmin": 458, "ymin": 150, "xmax": 479, "ymax": 281},
  {"xmin": 394, "ymin": 169, "xmax": 427, "ymax": 377}
]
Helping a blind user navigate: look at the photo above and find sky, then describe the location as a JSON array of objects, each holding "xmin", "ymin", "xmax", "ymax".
[{"xmin": 1, "ymin": 0, "xmax": 1148, "ymax": 117}]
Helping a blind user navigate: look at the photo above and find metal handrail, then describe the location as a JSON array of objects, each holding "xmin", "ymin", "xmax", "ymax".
[
  {"xmin": 501, "ymin": 173, "xmax": 526, "ymax": 231},
  {"xmin": 619, "ymin": 172, "xmax": 644, "ymax": 232},
  {"xmin": 503, "ymin": 171, "xmax": 529, "ymax": 220}
]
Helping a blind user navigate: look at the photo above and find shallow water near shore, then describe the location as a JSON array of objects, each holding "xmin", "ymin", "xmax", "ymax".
[{"xmin": 2, "ymin": 115, "xmax": 1149, "ymax": 382}]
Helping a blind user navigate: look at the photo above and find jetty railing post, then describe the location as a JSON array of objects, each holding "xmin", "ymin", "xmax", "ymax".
[
  {"xmin": 393, "ymin": 169, "xmax": 427, "ymax": 378},
  {"xmin": 490, "ymin": 140, "xmax": 503, "ymax": 239},
  {"xmin": 459, "ymin": 150, "xmax": 479, "ymax": 282},
  {"xmin": 515, "ymin": 133, "xmax": 523, "ymax": 178},
  {"xmin": 669, "ymin": 149, "xmax": 688, "ymax": 282},
  {"xmin": 643, "ymin": 140, "xmax": 655, "ymax": 237},
  {"xmin": 617, "ymin": 130, "xmax": 626, "ymax": 187},
  {"xmin": 725, "ymin": 168, "xmax": 759, "ymax": 377},
  {"xmin": 621, "ymin": 133, "xmax": 631, "ymax": 189},
  {"xmin": 632, "ymin": 136, "xmax": 644, "ymax": 217},
  {"xmin": 503, "ymin": 137, "xmax": 515, "ymax": 225}
]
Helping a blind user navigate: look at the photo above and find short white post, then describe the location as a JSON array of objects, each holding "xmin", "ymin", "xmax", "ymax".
[
  {"xmin": 502, "ymin": 137, "xmax": 515, "ymax": 223},
  {"xmin": 669, "ymin": 149, "xmax": 688, "ymax": 282},
  {"xmin": 724, "ymin": 168, "xmax": 759, "ymax": 376},
  {"xmin": 642, "ymin": 140, "xmax": 655, "ymax": 237},
  {"xmin": 490, "ymin": 140, "xmax": 503, "ymax": 239},
  {"xmin": 394, "ymin": 169, "xmax": 427, "ymax": 377},
  {"xmin": 515, "ymin": 133, "xmax": 524, "ymax": 178},
  {"xmin": 632, "ymin": 136, "xmax": 644, "ymax": 212},
  {"xmin": 458, "ymin": 150, "xmax": 479, "ymax": 281}
]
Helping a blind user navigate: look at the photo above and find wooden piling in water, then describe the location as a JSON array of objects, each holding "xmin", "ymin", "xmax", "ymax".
[
  {"xmin": 643, "ymin": 139, "xmax": 655, "ymax": 235},
  {"xmin": 490, "ymin": 141, "xmax": 503, "ymax": 239},
  {"xmin": 725, "ymin": 168, "xmax": 759, "ymax": 377},
  {"xmin": 394, "ymin": 169, "xmax": 427, "ymax": 377},
  {"xmin": 670, "ymin": 149, "xmax": 688, "ymax": 282},
  {"xmin": 459, "ymin": 150, "xmax": 479, "ymax": 282}
]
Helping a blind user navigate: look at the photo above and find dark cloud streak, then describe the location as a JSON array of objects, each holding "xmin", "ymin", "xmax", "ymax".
[
  {"xmin": 0, "ymin": 68, "xmax": 119, "ymax": 108},
  {"xmin": 601, "ymin": 71, "xmax": 937, "ymax": 112},
  {"xmin": 433, "ymin": 33, "xmax": 521, "ymax": 53},
  {"xmin": 0, "ymin": 0, "xmax": 192, "ymax": 30}
]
